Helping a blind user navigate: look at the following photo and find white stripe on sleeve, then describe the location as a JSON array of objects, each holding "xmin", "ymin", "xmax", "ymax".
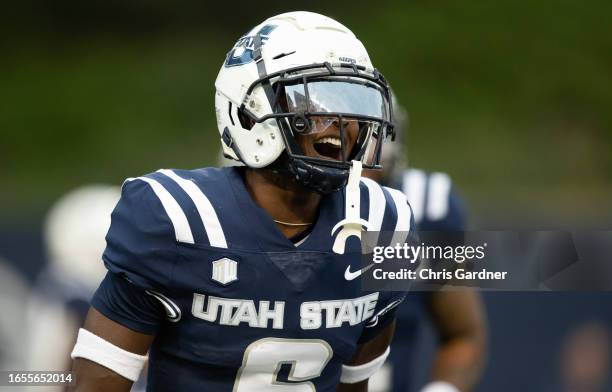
[
  {"xmin": 384, "ymin": 186, "xmax": 412, "ymax": 246},
  {"xmin": 158, "ymin": 169, "xmax": 228, "ymax": 248},
  {"xmin": 360, "ymin": 177, "xmax": 386, "ymax": 231},
  {"xmin": 402, "ymin": 169, "xmax": 426, "ymax": 224},
  {"xmin": 127, "ymin": 177, "xmax": 194, "ymax": 244},
  {"xmin": 426, "ymin": 172, "xmax": 451, "ymax": 221}
]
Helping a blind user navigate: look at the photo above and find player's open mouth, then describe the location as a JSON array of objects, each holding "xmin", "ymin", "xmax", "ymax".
[{"xmin": 313, "ymin": 136, "xmax": 343, "ymax": 160}]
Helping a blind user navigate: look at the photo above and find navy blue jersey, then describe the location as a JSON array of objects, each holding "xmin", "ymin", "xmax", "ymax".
[
  {"xmin": 91, "ymin": 167, "xmax": 415, "ymax": 391},
  {"xmin": 378, "ymin": 168, "xmax": 467, "ymax": 392},
  {"xmin": 392, "ymin": 168, "xmax": 466, "ymax": 232}
]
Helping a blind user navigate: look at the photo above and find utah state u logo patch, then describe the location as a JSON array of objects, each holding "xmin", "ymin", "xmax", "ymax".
[
  {"xmin": 211, "ymin": 257, "xmax": 239, "ymax": 285},
  {"xmin": 224, "ymin": 24, "xmax": 277, "ymax": 67}
]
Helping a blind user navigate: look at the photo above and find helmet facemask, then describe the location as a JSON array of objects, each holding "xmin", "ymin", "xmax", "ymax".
[{"xmin": 238, "ymin": 62, "xmax": 395, "ymax": 194}]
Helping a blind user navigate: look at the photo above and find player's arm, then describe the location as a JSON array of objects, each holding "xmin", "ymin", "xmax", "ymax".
[
  {"xmin": 70, "ymin": 307, "xmax": 155, "ymax": 392},
  {"xmin": 337, "ymin": 319, "xmax": 397, "ymax": 391},
  {"xmin": 426, "ymin": 290, "xmax": 487, "ymax": 392},
  {"xmin": 69, "ymin": 178, "xmax": 177, "ymax": 390}
]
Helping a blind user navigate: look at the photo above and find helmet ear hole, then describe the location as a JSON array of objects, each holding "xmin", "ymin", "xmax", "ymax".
[{"xmin": 237, "ymin": 108, "xmax": 255, "ymax": 130}]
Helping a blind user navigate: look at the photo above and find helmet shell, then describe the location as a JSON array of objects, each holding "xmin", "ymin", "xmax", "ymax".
[{"xmin": 215, "ymin": 11, "xmax": 374, "ymax": 168}]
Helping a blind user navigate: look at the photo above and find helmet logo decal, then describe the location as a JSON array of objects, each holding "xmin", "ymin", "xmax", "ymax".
[
  {"xmin": 225, "ymin": 24, "xmax": 277, "ymax": 68},
  {"xmin": 338, "ymin": 56, "xmax": 356, "ymax": 64}
]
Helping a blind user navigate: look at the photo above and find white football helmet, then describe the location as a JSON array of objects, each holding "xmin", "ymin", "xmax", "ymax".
[
  {"xmin": 44, "ymin": 185, "xmax": 121, "ymax": 290},
  {"xmin": 215, "ymin": 11, "xmax": 394, "ymax": 193}
]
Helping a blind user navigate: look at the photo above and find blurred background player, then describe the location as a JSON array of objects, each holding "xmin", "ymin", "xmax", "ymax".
[
  {"xmin": 363, "ymin": 95, "xmax": 487, "ymax": 392},
  {"xmin": 24, "ymin": 185, "xmax": 148, "ymax": 391},
  {"xmin": 543, "ymin": 321, "xmax": 611, "ymax": 392},
  {"xmin": 0, "ymin": 258, "xmax": 30, "ymax": 372}
]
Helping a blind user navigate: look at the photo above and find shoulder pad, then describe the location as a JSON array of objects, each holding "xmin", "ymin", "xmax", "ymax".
[
  {"xmin": 125, "ymin": 169, "xmax": 229, "ymax": 248},
  {"xmin": 402, "ymin": 169, "xmax": 466, "ymax": 231},
  {"xmin": 360, "ymin": 177, "xmax": 415, "ymax": 246},
  {"xmin": 103, "ymin": 176, "xmax": 179, "ymax": 290},
  {"xmin": 402, "ymin": 169, "xmax": 454, "ymax": 224}
]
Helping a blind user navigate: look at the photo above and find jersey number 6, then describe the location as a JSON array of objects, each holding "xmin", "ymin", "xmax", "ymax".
[{"xmin": 233, "ymin": 338, "xmax": 333, "ymax": 391}]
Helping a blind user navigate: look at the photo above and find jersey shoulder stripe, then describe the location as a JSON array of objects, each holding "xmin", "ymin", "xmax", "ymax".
[
  {"xmin": 383, "ymin": 186, "xmax": 412, "ymax": 233},
  {"xmin": 359, "ymin": 177, "xmax": 414, "ymax": 246},
  {"xmin": 147, "ymin": 171, "xmax": 208, "ymax": 244},
  {"xmin": 402, "ymin": 168, "xmax": 455, "ymax": 224},
  {"xmin": 383, "ymin": 186, "xmax": 413, "ymax": 246},
  {"xmin": 158, "ymin": 169, "xmax": 228, "ymax": 248},
  {"xmin": 124, "ymin": 168, "xmax": 230, "ymax": 248},
  {"xmin": 124, "ymin": 176, "xmax": 195, "ymax": 244},
  {"xmin": 360, "ymin": 177, "xmax": 386, "ymax": 232},
  {"xmin": 401, "ymin": 168, "xmax": 426, "ymax": 223},
  {"xmin": 426, "ymin": 172, "xmax": 452, "ymax": 221}
]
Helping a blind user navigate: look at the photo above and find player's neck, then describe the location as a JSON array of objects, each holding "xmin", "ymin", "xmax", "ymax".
[{"xmin": 243, "ymin": 168, "xmax": 321, "ymax": 239}]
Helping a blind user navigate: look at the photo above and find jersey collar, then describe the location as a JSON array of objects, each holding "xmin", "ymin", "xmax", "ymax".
[{"xmin": 224, "ymin": 167, "xmax": 342, "ymax": 252}]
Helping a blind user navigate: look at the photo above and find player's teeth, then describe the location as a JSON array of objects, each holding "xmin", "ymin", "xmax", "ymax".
[{"xmin": 315, "ymin": 137, "xmax": 341, "ymax": 147}]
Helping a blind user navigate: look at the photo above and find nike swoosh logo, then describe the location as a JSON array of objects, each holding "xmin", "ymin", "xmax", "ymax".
[
  {"xmin": 344, "ymin": 263, "xmax": 375, "ymax": 281},
  {"xmin": 365, "ymin": 298, "xmax": 405, "ymax": 328},
  {"xmin": 146, "ymin": 290, "xmax": 182, "ymax": 322}
]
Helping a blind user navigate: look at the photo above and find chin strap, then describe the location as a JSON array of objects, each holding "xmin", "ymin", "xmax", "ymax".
[
  {"xmin": 289, "ymin": 157, "xmax": 349, "ymax": 194},
  {"xmin": 332, "ymin": 161, "xmax": 369, "ymax": 254}
]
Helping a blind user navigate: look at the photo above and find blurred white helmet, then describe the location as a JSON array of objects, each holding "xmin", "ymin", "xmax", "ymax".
[
  {"xmin": 215, "ymin": 11, "xmax": 395, "ymax": 193},
  {"xmin": 44, "ymin": 185, "xmax": 120, "ymax": 290}
]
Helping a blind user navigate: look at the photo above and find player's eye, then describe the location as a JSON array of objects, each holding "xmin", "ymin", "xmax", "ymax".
[{"xmin": 332, "ymin": 120, "xmax": 350, "ymax": 129}]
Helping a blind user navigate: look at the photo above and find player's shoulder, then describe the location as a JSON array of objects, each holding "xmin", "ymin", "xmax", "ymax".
[
  {"xmin": 399, "ymin": 167, "xmax": 466, "ymax": 230},
  {"xmin": 116, "ymin": 166, "xmax": 235, "ymax": 247},
  {"xmin": 359, "ymin": 176, "xmax": 413, "ymax": 233},
  {"xmin": 123, "ymin": 166, "xmax": 229, "ymax": 193}
]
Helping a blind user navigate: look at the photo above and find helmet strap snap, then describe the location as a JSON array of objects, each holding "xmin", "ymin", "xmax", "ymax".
[{"xmin": 291, "ymin": 113, "xmax": 311, "ymax": 134}]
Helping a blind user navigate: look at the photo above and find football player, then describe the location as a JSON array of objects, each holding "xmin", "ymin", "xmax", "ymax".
[
  {"xmin": 25, "ymin": 185, "xmax": 150, "ymax": 391},
  {"xmin": 364, "ymin": 98, "xmax": 487, "ymax": 392},
  {"xmin": 71, "ymin": 12, "xmax": 415, "ymax": 392}
]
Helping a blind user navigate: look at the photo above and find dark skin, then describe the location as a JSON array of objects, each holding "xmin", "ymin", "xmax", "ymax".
[
  {"xmin": 71, "ymin": 308, "xmax": 153, "ymax": 391},
  {"xmin": 249, "ymin": 117, "xmax": 359, "ymax": 236},
  {"xmin": 71, "ymin": 118, "xmax": 388, "ymax": 392},
  {"xmin": 427, "ymin": 290, "xmax": 487, "ymax": 391},
  {"xmin": 337, "ymin": 320, "xmax": 397, "ymax": 392}
]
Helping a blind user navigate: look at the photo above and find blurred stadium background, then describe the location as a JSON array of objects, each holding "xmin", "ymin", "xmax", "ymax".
[{"xmin": 0, "ymin": 1, "xmax": 610, "ymax": 391}]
